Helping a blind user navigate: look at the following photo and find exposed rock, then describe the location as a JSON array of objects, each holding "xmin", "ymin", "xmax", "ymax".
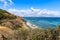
[
  {"xmin": 0, "ymin": 34, "xmax": 3, "ymax": 40},
  {"xmin": 0, "ymin": 9, "xmax": 38, "ymax": 40},
  {"xmin": 0, "ymin": 26, "xmax": 14, "ymax": 40},
  {"xmin": 0, "ymin": 9, "xmax": 38, "ymax": 30}
]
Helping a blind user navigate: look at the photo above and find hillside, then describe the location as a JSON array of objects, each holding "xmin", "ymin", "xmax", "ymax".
[
  {"xmin": 0, "ymin": 9, "xmax": 60, "ymax": 40},
  {"xmin": 0, "ymin": 9, "xmax": 31, "ymax": 30},
  {"xmin": 0, "ymin": 9, "xmax": 39, "ymax": 40},
  {"xmin": 0, "ymin": 9, "xmax": 16, "ymax": 19},
  {"xmin": 0, "ymin": 9, "xmax": 32, "ymax": 40}
]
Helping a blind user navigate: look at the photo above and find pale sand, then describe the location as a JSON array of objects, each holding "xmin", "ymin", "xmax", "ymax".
[{"xmin": 26, "ymin": 22, "xmax": 38, "ymax": 29}]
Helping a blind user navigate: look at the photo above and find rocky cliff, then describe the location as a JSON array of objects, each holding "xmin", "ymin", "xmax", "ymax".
[
  {"xmin": 0, "ymin": 9, "xmax": 38, "ymax": 40},
  {"xmin": 0, "ymin": 9, "xmax": 28, "ymax": 40},
  {"xmin": 0, "ymin": 9, "xmax": 30, "ymax": 30}
]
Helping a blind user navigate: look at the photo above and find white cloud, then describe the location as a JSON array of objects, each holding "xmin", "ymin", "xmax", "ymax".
[
  {"xmin": 8, "ymin": 8, "xmax": 60, "ymax": 17},
  {"xmin": 8, "ymin": 0, "xmax": 13, "ymax": 4},
  {"xmin": 0, "ymin": 0, "xmax": 14, "ymax": 8}
]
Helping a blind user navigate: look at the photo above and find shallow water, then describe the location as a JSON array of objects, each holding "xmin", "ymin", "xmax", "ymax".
[{"xmin": 23, "ymin": 17, "xmax": 60, "ymax": 28}]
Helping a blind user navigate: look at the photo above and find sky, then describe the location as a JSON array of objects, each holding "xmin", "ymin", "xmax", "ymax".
[{"xmin": 0, "ymin": 0, "xmax": 60, "ymax": 17}]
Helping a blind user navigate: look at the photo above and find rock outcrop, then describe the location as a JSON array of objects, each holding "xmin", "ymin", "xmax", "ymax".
[
  {"xmin": 0, "ymin": 9, "xmax": 38, "ymax": 40},
  {"xmin": 0, "ymin": 9, "xmax": 30, "ymax": 30}
]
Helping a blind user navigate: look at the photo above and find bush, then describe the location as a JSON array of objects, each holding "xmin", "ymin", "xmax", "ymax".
[
  {"xmin": 0, "ymin": 9, "xmax": 16, "ymax": 20},
  {"xmin": 13, "ymin": 26, "xmax": 60, "ymax": 40}
]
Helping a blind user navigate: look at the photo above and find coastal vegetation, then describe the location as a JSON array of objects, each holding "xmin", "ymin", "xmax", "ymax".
[
  {"xmin": 13, "ymin": 26, "xmax": 60, "ymax": 40},
  {"xmin": 0, "ymin": 26, "xmax": 60, "ymax": 40},
  {"xmin": 0, "ymin": 9, "xmax": 60, "ymax": 40}
]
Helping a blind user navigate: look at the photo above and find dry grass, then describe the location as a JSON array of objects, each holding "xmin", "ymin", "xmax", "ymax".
[{"xmin": 0, "ymin": 26, "xmax": 14, "ymax": 38}]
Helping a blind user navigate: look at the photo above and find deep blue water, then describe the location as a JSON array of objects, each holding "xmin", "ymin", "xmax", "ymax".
[{"xmin": 23, "ymin": 17, "xmax": 60, "ymax": 28}]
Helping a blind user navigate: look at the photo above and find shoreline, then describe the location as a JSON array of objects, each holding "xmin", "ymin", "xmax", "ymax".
[{"xmin": 26, "ymin": 21, "xmax": 39, "ymax": 29}]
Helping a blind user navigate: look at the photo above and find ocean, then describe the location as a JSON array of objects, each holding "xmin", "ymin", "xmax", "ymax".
[{"xmin": 23, "ymin": 17, "xmax": 60, "ymax": 28}]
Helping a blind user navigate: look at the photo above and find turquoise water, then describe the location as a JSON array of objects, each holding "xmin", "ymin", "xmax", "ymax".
[{"xmin": 23, "ymin": 17, "xmax": 60, "ymax": 28}]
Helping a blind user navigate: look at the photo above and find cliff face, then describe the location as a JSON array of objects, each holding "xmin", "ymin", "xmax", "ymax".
[
  {"xmin": 0, "ymin": 9, "xmax": 30, "ymax": 40},
  {"xmin": 0, "ymin": 9, "xmax": 38, "ymax": 40},
  {"xmin": 0, "ymin": 9, "xmax": 30, "ymax": 30}
]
